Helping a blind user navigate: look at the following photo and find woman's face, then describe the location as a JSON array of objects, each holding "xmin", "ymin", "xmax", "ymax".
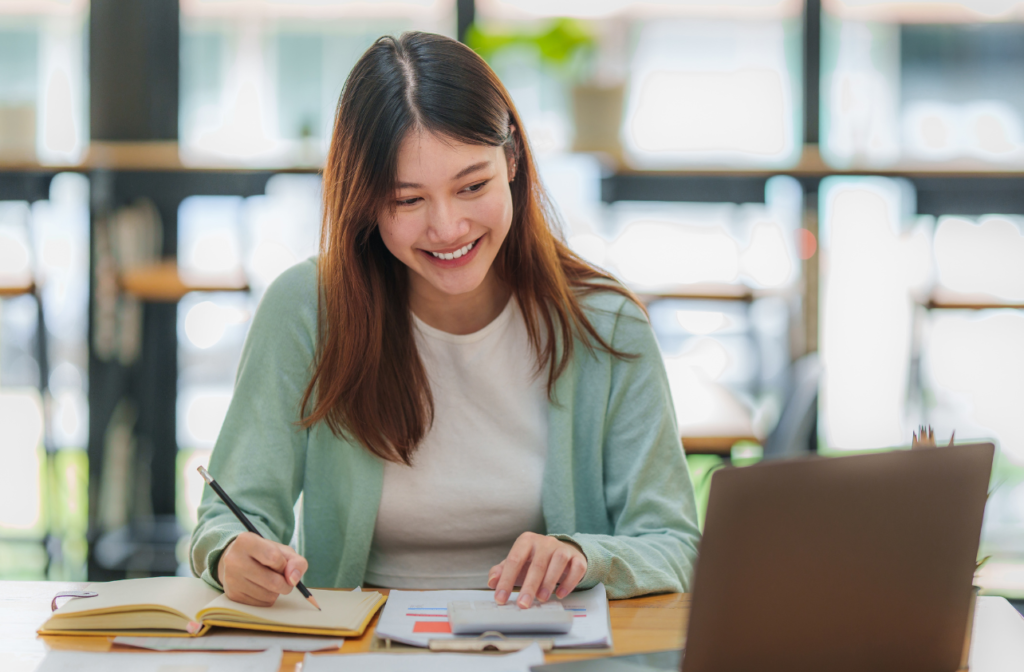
[{"xmin": 378, "ymin": 129, "xmax": 514, "ymax": 303}]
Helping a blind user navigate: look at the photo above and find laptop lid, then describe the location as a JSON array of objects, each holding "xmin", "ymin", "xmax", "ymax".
[{"xmin": 682, "ymin": 443, "xmax": 993, "ymax": 672}]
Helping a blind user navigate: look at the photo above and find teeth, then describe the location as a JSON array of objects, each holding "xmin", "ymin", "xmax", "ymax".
[{"xmin": 430, "ymin": 240, "xmax": 475, "ymax": 260}]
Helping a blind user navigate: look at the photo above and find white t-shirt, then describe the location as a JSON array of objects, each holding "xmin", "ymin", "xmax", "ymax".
[{"xmin": 363, "ymin": 298, "xmax": 549, "ymax": 589}]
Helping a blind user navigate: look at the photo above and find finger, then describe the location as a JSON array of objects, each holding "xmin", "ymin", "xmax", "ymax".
[
  {"xmin": 537, "ymin": 547, "xmax": 572, "ymax": 603},
  {"xmin": 513, "ymin": 561, "xmax": 531, "ymax": 587},
  {"xmin": 283, "ymin": 554, "xmax": 309, "ymax": 587},
  {"xmin": 239, "ymin": 575, "xmax": 281, "ymax": 606},
  {"xmin": 494, "ymin": 535, "xmax": 536, "ymax": 605},
  {"xmin": 487, "ymin": 561, "xmax": 505, "ymax": 590},
  {"xmin": 556, "ymin": 556, "xmax": 587, "ymax": 599},
  {"xmin": 517, "ymin": 545, "xmax": 554, "ymax": 609},
  {"xmin": 250, "ymin": 537, "xmax": 290, "ymax": 573},
  {"xmin": 494, "ymin": 560, "xmax": 532, "ymax": 589},
  {"xmin": 244, "ymin": 556, "xmax": 294, "ymax": 596}
]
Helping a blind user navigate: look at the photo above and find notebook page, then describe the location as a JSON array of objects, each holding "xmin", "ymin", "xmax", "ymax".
[
  {"xmin": 49, "ymin": 577, "xmax": 221, "ymax": 621},
  {"xmin": 199, "ymin": 589, "xmax": 382, "ymax": 631}
]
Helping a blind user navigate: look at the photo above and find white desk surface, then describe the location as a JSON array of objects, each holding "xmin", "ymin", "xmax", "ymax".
[{"xmin": 970, "ymin": 596, "xmax": 1024, "ymax": 672}]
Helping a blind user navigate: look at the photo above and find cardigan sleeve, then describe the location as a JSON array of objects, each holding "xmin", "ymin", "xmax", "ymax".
[
  {"xmin": 189, "ymin": 260, "xmax": 317, "ymax": 589},
  {"xmin": 552, "ymin": 297, "xmax": 702, "ymax": 599}
]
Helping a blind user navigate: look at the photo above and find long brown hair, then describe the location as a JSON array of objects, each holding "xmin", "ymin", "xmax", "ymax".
[{"xmin": 301, "ymin": 32, "xmax": 640, "ymax": 465}]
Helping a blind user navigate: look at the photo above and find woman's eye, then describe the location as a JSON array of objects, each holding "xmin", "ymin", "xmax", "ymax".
[
  {"xmin": 464, "ymin": 180, "xmax": 488, "ymax": 194},
  {"xmin": 397, "ymin": 196, "xmax": 420, "ymax": 206}
]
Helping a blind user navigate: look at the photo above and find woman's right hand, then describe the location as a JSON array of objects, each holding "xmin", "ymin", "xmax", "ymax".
[{"xmin": 217, "ymin": 532, "xmax": 309, "ymax": 606}]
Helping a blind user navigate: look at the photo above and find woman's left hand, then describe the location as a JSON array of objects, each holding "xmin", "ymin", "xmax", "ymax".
[{"xmin": 488, "ymin": 532, "xmax": 588, "ymax": 608}]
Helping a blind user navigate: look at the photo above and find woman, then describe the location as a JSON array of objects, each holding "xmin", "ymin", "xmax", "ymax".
[{"xmin": 191, "ymin": 31, "xmax": 700, "ymax": 609}]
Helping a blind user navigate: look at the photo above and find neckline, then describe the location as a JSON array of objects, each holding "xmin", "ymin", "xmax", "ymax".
[{"xmin": 412, "ymin": 297, "xmax": 516, "ymax": 344}]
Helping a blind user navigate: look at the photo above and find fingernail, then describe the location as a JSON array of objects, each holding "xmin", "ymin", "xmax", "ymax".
[
  {"xmin": 289, "ymin": 571, "xmax": 300, "ymax": 586},
  {"xmin": 537, "ymin": 589, "xmax": 550, "ymax": 601},
  {"xmin": 556, "ymin": 587, "xmax": 568, "ymax": 599},
  {"xmin": 518, "ymin": 594, "xmax": 533, "ymax": 609},
  {"xmin": 495, "ymin": 590, "xmax": 509, "ymax": 604}
]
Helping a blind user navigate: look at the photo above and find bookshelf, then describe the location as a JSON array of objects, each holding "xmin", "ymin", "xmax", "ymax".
[
  {"xmin": 925, "ymin": 289, "xmax": 1024, "ymax": 312},
  {"xmin": 6, "ymin": 141, "xmax": 1024, "ymax": 179},
  {"xmin": 0, "ymin": 281, "xmax": 35, "ymax": 298},
  {"xmin": 119, "ymin": 262, "xmax": 248, "ymax": 303}
]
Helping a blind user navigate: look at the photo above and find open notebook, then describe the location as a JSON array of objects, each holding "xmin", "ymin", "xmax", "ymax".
[{"xmin": 39, "ymin": 577, "xmax": 386, "ymax": 638}]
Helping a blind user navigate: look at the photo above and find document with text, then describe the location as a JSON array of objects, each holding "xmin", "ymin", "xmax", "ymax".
[{"xmin": 374, "ymin": 584, "xmax": 611, "ymax": 649}]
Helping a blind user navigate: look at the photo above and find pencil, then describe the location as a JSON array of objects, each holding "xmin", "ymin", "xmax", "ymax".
[{"xmin": 198, "ymin": 466, "xmax": 321, "ymax": 611}]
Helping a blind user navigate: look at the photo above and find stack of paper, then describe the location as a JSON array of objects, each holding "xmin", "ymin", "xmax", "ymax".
[
  {"xmin": 34, "ymin": 647, "xmax": 282, "ymax": 672},
  {"xmin": 303, "ymin": 643, "xmax": 545, "ymax": 671},
  {"xmin": 374, "ymin": 584, "xmax": 611, "ymax": 649}
]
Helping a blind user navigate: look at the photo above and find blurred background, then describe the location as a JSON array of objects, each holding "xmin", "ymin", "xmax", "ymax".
[{"xmin": 1, "ymin": 0, "xmax": 1023, "ymax": 606}]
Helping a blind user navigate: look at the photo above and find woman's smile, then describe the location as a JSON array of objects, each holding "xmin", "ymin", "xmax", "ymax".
[{"xmin": 419, "ymin": 235, "xmax": 484, "ymax": 268}]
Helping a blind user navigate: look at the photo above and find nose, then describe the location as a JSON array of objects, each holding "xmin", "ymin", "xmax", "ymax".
[{"xmin": 425, "ymin": 197, "xmax": 470, "ymax": 245}]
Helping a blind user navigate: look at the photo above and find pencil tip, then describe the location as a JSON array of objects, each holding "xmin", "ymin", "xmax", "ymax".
[{"xmin": 308, "ymin": 594, "xmax": 322, "ymax": 611}]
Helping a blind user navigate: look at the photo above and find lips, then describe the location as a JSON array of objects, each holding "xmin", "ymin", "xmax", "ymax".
[
  {"xmin": 426, "ymin": 238, "xmax": 477, "ymax": 260},
  {"xmin": 420, "ymin": 235, "xmax": 484, "ymax": 268}
]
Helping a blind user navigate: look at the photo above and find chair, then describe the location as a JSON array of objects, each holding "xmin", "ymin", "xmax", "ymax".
[{"xmin": 761, "ymin": 352, "xmax": 820, "ymax": 461}]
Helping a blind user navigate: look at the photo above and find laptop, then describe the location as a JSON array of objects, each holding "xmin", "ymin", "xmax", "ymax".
[{"xmin": 532, "ymin": 442, "xmax": 994, "ymax": 672}]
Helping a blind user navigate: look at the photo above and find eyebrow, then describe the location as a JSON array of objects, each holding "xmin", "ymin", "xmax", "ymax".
[{"xmin": 396, "ymin": 160, "xmax": 492, "ymax": 189}]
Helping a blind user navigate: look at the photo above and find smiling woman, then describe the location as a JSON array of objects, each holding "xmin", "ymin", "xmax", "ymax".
[
  {"xmin": 380, "ymin": 133, "xmax": 514, "ymax": 332},
  {"xmin": 190, "ymin": 31, "xmax": 700, "ymax": 613}
]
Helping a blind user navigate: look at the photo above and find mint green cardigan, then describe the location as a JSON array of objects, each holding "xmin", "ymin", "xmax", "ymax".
[{"xmin": 190, "ymin": 258, "xmax": 701, "ymax": 599}]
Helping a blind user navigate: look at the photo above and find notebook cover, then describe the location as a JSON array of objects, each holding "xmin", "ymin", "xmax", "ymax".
[{"xmin": 37, "ymin": 623, "xmax": 213, "ymax": 638}]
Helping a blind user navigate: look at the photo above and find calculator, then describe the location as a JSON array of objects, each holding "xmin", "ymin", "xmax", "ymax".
[{"xmin": 447, "ymin": 600, "xmax": 574, "ymax": 635}]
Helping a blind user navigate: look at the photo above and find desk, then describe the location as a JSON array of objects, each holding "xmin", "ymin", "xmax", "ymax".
[{"xmin": 0, "ymin": 581, "xmax": 687, "ymax": 671}]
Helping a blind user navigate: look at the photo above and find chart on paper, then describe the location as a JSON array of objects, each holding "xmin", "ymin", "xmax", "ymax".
[{"xmin": 374, "ymin": 583, "xmax": 611, "ymax": 649}]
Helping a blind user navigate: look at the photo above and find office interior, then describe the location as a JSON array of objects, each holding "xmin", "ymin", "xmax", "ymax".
[{"xmin": 0, "ymin": 0, "xmax": 1023, "ymax": 614}]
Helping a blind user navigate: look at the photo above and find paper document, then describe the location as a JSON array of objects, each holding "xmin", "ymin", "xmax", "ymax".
[
  {"xmin": 115, "ymin": 631, "xmax": 343, "ymax": 651},
  {"xmin": 969, "ymin": 596, "xmax": 1024, "ymax": 672},
  {"xmin": 374, "ymin": 584, "xmax": 610, "ymax": 649},
  {"xmin": 34, "ymin": 647, "xmax": 282, "ymax": 672},
  {"xmin": 302, "ymin": 642, "xmax": 545, "ymax": 671}
]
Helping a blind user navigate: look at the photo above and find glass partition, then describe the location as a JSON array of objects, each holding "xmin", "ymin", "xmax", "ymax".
[
  {"xmin": 474, "ymin": 0, "xmax": 804, "ymax": 168},
  {"xmin": 179, "ymin": 0, "xmax": 457, "ymax": 166},
  {"xmin": 821, "ymin": 0, "xmax": 1024, "ymax": 168},
  {"xmin": 0, "ymin": 173, "xmax": 90, "ymax": 579},
  {"xmin": 175, "ymin": 175, "xmax": 321, "ymax": 534},
  {"xmin": 0, "ymin": 0, "xmax": 89, "ymax": 164},
  {"xmin": 819, "ymin": 174, "xmax": 1024, "ymax": 591}
]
